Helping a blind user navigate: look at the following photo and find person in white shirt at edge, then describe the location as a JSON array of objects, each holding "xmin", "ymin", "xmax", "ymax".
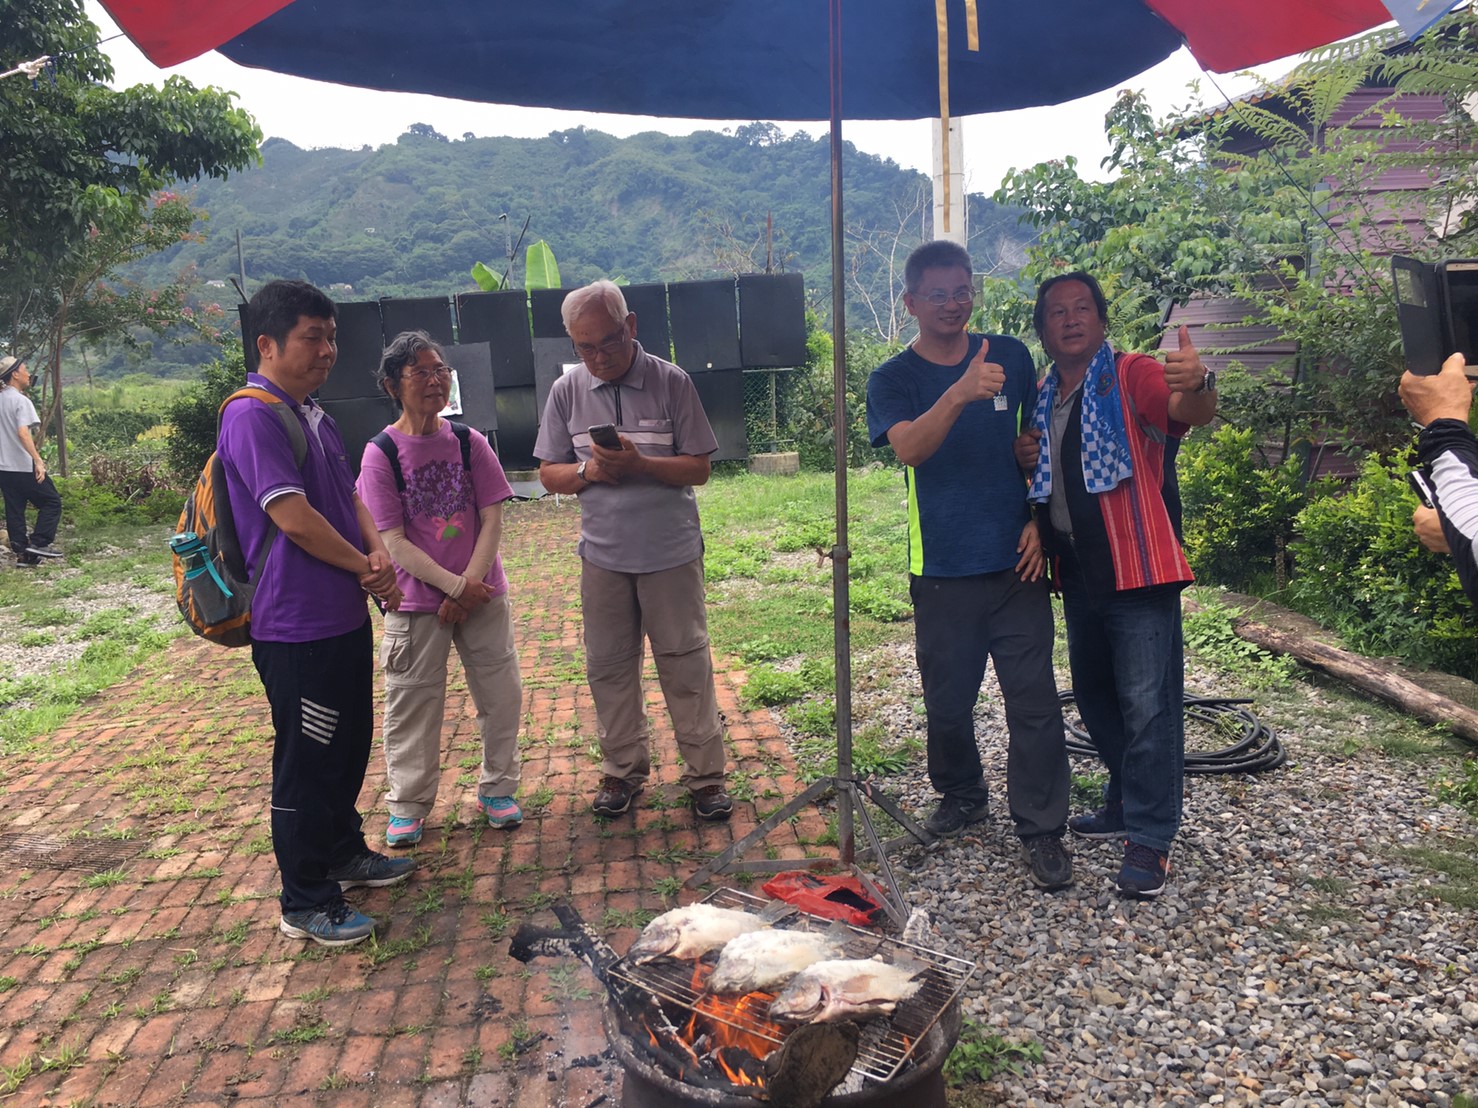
[{"xmin": 0, "ymin": 356, "xmax": 63, "ymax": 566}]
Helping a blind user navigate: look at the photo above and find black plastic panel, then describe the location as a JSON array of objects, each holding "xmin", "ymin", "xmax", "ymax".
[
  {"xmin": 530, "ymin": 288, "xmax": 571, "ymax": 339},
  {"xmin": 320, "ymin": 395, "xmax": 400, "ymax": 477},
  {"xmin": 534, "ymin": 337, "xmax": 580, "ymax": 420},
  {"xmin": 237, "ymin": 302, "xmax": 262, "ymax": 377},
  {"xmin": 443, "ymin": 341, "xmax": 497, "ymax": 437},
  {"xmin": 623, "ymin": 283, "xmax": 671, "ymax": 362},
  {"xmin": 670, "ymin": 279, "xmax": 740, "ymax": 373},
  {"xmin": 493, "ymin": 386, "xmax": 540, "ymax": 470},
  {"xmin": 455, "ymin": 290, "xmax": 535, "ymax": 387},
  {"xmin": 738, "ymin": 273, "xmax": 808, "ymax": 368},
  {"xmin": 692, "ymin": 369, "xmax": 747, "ymax": 462},
  {"xmin": 380, "ymin": 296, "xmax": 454, "ymax": 345},
  {"xmin": 317, "ymin": 300, "xmax": 385, "ymax": 400}
]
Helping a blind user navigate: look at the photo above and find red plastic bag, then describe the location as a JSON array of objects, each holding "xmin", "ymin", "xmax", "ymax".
[{"xmin": 761, "ymin": 871, "xmax": 886, "ymax": 927}]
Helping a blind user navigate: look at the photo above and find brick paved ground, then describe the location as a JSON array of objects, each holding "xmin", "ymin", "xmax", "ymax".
[{"xmin": 0, "ymin": 498, "xmax": 831, "ymax": 1106}]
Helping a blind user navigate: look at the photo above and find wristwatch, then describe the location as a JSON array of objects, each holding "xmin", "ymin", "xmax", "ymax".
[
  {"xmin": 1196, "ymin": 369, "xmax": 1218, "ymax": 393},
  {"xmin": 576, "ymin": 460, "xmax": 590, "ymax": 482}
]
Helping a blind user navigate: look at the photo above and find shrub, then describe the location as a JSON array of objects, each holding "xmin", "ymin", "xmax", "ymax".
[
  {"xmin": 1179, "ymin": 425, "xmax": 1305, "ymax": 591},
  {"xmin": 789, "ymin": 330, "xmax": 898, "ymax": 472},
  {"xmin": 1289, "ymin": 454, "xmax": 1478, "ymax": 679},
  {"xmin": 165, "ymin": 343, "xmax": 247, "ymax": 481},
  {"xmin": 68, "ymin": 408, "xmax": 169, "ymax": 453}
]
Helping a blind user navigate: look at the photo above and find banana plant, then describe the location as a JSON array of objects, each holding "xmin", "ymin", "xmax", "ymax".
[{"xmin": 470, "ymin": 238, "xmax": 561, "ymax": 292}]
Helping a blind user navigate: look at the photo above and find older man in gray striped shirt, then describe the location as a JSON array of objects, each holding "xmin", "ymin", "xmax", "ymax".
[{"xmin": 535, "ymin": 280, "xmax": 732, "ymax": 822}]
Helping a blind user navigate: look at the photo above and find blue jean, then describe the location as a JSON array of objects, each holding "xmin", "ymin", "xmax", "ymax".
[{"xmin": 1060, "ymin": 576, "xmax": 1184, "ymax": 852}]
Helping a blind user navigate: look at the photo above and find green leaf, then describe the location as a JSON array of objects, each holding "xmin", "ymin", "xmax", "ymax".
[
  {"xmin": 469, "ymin": 261, "xmax": 504, "ymax": 292},
  {"xmin": 524, "ymin": 240, "xmax": 560, "ymax": 290}
]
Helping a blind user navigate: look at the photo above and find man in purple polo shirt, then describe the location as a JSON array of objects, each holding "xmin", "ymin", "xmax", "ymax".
[{"xmin": 218, "ymin": 279, "xmax": 416, "ymax": 947}]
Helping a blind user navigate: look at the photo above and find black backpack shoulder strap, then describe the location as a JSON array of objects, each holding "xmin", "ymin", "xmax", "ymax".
[
  {"xmin": 371, "ymin": 431, "xmax": 405, "ymax": 493},
  {"xmin": 447, "ymin": 421, "xmax": 473, "ymax": 472}
]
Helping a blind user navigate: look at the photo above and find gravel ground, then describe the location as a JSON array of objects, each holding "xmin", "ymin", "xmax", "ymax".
[
  {"xmin": 0, "ymin": 543, "xmax": 178, "ymax": 682},
  {"xmin": 815, "ymin": 642, "xmax": 1478, "ymax": 1107}
]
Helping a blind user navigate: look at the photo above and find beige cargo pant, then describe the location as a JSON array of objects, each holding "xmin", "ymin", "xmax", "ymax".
[
  {"xmin": 580, "ymin": 557, "xmax": 726, "ymax": 792},
  {"xmin": 379, "ymin": 593, "xmax": 522, "ymax": 818}
]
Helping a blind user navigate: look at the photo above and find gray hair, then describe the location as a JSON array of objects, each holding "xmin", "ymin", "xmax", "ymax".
[
  {"xmin": 377, "ymin": 330, "xmax": 445, "ymax": 410},
  {"xmin": 561, "ymin": 280, "xmax": 628, "ymax": 333}
]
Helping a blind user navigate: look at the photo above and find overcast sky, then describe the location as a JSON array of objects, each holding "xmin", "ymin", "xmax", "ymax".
[{"xmin": 84, "ymin": 2, "xmax": 1322, "ymax": 195}]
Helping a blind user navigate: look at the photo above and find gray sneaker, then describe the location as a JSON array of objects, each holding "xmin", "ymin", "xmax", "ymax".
[
  {"xmin": 1022, "ymin": 834, "xmax": 1074, "ymax": 891},
  {"xmin": 326, "ymin": 850, "xmax": 418, "ymax": 889},
  {"xmin": 24, "ymin": 544, "xmax": 61, "ymax": 559},
  {"xmin": 279, "ymin": 900, "xmax": 376, "ymax": 947}
]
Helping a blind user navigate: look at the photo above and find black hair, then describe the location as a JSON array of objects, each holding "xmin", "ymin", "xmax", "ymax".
[
  {"xmin": 1032, "ymin": 271, "xmax": 1108, "ymax": 337},
  {"xmin": 247, "ymin": 279, "xmax": 337, "ymax": 349},
  {"xmin": 903, "ymin": 240, "xmax": 973, "ymax": 294},
  {"xmin": 377, "ymin": 330, "xmax": 445, "ymax": 411}
]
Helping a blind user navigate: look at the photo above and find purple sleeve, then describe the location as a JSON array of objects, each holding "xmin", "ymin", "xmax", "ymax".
[
  {"xmin": 218, "ymin": 399, "xmax": 305, "ymax": 507},
  {"xmin": 356, "ymin": 437, "xmax": 404, "ymax": 532},
  {"xmin": 469, "ymin": 430, "xmax": 514, "ymax": 508},
  {"xmin": 669, "ymin": 371, "xmax": 719, "ymax": 457}
]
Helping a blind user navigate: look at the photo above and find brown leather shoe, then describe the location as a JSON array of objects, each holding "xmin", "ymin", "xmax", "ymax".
[
  {"xmin": 691, "ymin": 784, "xmax": 733, "ymax": 822},
  {"xmin": 592, "ymin": 776, "xmax": 641, "ymax": 817}
]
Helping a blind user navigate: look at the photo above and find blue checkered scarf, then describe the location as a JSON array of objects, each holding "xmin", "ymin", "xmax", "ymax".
[{"xmin": 1026, "ymin": 342, "xmax": 1133, "ymax": 503}]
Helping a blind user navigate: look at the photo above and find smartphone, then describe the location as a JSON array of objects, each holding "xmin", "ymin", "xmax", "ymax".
[
  {"xmin": 1408, "ymin": 469, "xmax": 1436, "ymax": 509},
  {"xmin": 1392, "ymin": 255, "xmax": 1478, "ymax": 377},
  {"xmin": 588, "ymin": 423, "xmax": 623, "ymax": 450}
]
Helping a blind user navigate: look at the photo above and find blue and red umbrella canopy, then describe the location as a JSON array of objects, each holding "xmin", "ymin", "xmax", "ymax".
[{"xmin": 99, "ymin": 0, "xmax": 1410, "ymax": 120}]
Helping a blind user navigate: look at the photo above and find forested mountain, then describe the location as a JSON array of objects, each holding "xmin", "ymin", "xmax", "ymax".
[{"xmin": 130, "ymin": 121, "xmax": 1029, "ymax": 369}]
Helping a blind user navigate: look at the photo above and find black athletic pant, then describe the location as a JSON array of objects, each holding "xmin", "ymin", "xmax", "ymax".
[
  {"xmin": 252, "ymin": 620, "xmax": 374, "ymax": 912},
  {"xmin": 0, "ymin": 469, "xmax": 61, "ymax": 553}
]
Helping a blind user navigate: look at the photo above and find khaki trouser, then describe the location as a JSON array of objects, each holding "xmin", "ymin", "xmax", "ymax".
[
  {"xmin": 379, "ymin": 594, "xmax": 522, "ymax": 818},
  {"xmin": 580, "ymin": 557, "xmax": 726, "ymax": 791}
]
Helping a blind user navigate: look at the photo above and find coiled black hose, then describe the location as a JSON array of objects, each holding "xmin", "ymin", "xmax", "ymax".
[{"xmin": 1060, "ymin": 691, "xmax": 1287, "ymax": 774}]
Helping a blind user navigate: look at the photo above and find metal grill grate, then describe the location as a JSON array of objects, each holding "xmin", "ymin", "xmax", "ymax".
[{"xmin": 606, "ymin": 888, "xmax": 974, "ymax": 1085}]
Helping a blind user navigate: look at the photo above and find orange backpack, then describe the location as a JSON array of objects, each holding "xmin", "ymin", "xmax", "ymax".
[{"xmin": 170, "ymin": 387, "xmax": 306, "ymax": 647}]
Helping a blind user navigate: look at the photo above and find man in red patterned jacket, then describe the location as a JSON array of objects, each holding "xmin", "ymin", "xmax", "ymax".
[{"xmin": 1016, "ymin": 272, "xmax": 1217, "ymax": 898}]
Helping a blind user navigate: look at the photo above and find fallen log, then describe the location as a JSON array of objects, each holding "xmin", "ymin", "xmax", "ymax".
[{"xmin": 1220, "ymin": 608, "xmax": 1478, "ymax": 746}]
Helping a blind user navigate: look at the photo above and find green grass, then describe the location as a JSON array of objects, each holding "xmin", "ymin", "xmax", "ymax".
[
  {"xmin": 943, "ymin": 1021, "xmax": 1044, "ymax": 1087},
  {"xmin": 697, "ymin": 468, "xmax": 911, "ymax": 665},
  {"xmin": 1182, "ymin": 596, "xmax": 1296, "ymax": 688},
  {"xmin": 1399, "ymin": 838, "xmax": 1478, "ymax": 910}
]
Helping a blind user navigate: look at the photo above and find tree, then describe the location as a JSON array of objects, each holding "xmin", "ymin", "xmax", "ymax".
[
  {"xmin": 1, "ymin": 0, "xmax": 260, "ymax": 471},
  {"xmin": 989, "ymin": 13, "xmax": 1478, "ymax": 461}
]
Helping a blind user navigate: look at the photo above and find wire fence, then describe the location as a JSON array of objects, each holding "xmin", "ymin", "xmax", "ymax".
[{"xmin": 742, "ymin": 367, "xmax": 804, "ymax": 454}]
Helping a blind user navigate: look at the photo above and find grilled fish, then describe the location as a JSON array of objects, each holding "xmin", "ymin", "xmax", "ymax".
[
  {"xmin": 708, "ymin": 923, "xmax": 850, "ymax": 994},
  {"xmin": 626, "ymin": 903, "xmax": 778, "ymax": 964},
  {"xmin": 768, "ymin": 957, "xmax": 925, "ymax": 1023}
]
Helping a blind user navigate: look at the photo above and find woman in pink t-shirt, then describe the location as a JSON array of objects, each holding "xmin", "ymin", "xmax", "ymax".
[{"xmin": 356, "ymin": 331, "xmax": 522, "ymax": 847}]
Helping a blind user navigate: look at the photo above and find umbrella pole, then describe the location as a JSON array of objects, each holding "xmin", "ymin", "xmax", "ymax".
[{"xmin": 684, "ymin": 1, "xmax": 930, "ymax": 926}]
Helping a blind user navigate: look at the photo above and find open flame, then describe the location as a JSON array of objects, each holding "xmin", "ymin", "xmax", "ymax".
[{"xmin": 642, "ymin": 960, "xmax": 790, "ymax": 1088}]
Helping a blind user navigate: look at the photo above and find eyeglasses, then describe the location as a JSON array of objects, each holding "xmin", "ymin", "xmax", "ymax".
[
  {"xmin": 917, "ymin": 287, "xmax": 976, "ymax": 307},
  {"xmin": 406, "ymin": 365, "xmax": 451, "ymax": 382},
  {"xmin": 573, "ymin": 329, "xmax": 629, "ymax": 360}
]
